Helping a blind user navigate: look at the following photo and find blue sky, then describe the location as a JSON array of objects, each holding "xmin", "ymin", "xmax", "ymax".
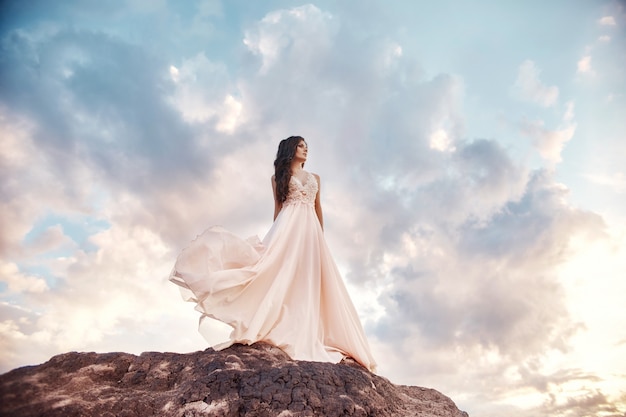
[{"xmin": 1, "ymin": 1, "xmax": 625, "ymax": 416}]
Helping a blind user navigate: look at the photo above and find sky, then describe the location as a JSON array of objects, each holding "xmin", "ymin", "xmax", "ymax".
[{"xmin": 1, "ymin": 0, "xmax": 625, "ymax": 416}]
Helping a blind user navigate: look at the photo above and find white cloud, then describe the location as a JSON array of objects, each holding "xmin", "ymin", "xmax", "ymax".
[
  {"xmin": 577, "ymin": 55, "xmax": 594, "ymax": 74},
  {"xmin": 512, "ymin": 60, "xmax": 559, "ymax": 107},
  {"xmin": 429, "ymin": 128, "xmax": 456, "ymax": 152},
  {"xmin": 382, "ymin": 42, "xmax": 403, "ymax": 72},
  {"xmin": 215, "ymin": 94, "xmax": 243, "ymax": 133},
  {"xmin": 169, "ymin": 65, "xmax": 180, "ymax": 82},
  {"xmin": 520, "ymin": 119, "xmax": 576, "ymax": 164},
  {"xmin": 598, "ymin": 16, "xmax": 616, "ymax": 26},
  {"xmin": 598, "ymin": 35, "xmax": 611, "ymax": 42},
  {"xmin": 243, "ymin": 4, "xmax": 337, "ymax": 74},
  {"xmin": 0, "ymin": 261, "xmax": 49, "ymax": 293},
  {"xmin": 0, "ymin": 222, "xmax": 208, "ymax": 370},
  {"xmin": 167, "ymin": 53, "xmax": 241, "ymax": 129},
  {"xmin": 0, "ymin": 110, "xmax": 97, "ymax": 258},
  {"xmin": 518, "ymin": 101, "xmax": 577, "ymax": 165}
]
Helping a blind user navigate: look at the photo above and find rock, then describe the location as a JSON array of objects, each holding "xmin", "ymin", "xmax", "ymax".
[{"xmin": 0, "ymin": 342, "xmax": 468, "ymax": 417}]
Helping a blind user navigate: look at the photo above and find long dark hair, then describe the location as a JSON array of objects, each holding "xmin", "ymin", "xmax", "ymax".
[{"xmin": 274, "ymin": 136, "xmax": 305, "ymax": 203}]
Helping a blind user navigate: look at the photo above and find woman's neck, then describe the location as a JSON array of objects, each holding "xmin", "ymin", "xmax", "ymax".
[{"xmin": 290, "ymin": 161, "xmax": 303, "ymax": 174}]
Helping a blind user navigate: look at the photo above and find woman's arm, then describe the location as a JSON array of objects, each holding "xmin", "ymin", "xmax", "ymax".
[
  {"xmin": 313, "ymin": 173, "xmax": 324, "ymax": 231},
  {"xmin": 272, "ymin": 175, "xmax": 282, "ymax": 221}
]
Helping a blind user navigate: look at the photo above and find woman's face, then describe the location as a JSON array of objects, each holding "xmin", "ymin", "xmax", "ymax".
[{"xmin": 294, "ymin": 140, "xmax": 308, "ymax": 161}]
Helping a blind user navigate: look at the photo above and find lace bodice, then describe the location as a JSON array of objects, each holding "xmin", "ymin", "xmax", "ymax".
[{"xmin": 284, "ymin": 171, "xmax": 318, "ymax": 207}]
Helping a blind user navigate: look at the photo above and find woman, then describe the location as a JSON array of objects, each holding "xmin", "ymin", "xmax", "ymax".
[{"xmin": 170, "ymin": 136, "xmax": 376, "ymax": 372}]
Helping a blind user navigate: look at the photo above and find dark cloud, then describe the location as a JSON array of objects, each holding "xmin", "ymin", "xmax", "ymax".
[
  {"xmin": 367, "ymin": 169, "xmax": 604, "ymax": 360},
  {"xmin": 459, "ymin": 170, "xmax": 605, "ymax": 260},
  {"xmin": 0, "ymin": 28, "xmax": 210, "ymax": 190},
  {"xmin": 540, "ymin": 388, "xmax": 624, "ymax": 417}
]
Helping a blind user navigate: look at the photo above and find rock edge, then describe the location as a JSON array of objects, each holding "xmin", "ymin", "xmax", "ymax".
[{"xmin": 0, "ymin": 342, "xmax": 468, "ymax": 417}]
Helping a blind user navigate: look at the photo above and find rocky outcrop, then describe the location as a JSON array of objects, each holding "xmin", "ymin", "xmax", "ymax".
[{"xmin": 0, "ymin": 342, "xmax": 468, "ymax": 416}]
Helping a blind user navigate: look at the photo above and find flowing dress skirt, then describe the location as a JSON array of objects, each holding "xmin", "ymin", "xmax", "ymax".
[{"xmin": 170, "ymin": 200, "xmax": 376, "ymax": 372}]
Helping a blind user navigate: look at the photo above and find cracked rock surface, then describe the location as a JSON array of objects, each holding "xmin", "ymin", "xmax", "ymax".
[{"xmin": 0, "ymin": 342, "xmax": 468, "ymax": 416}]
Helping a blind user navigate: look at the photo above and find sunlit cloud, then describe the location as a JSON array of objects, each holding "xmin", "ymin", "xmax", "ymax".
[
  {"xmin": 167, "ymin": 52, "xmax": 235, "ymax": 124},
  {"xmin": 519, "ymin": 102, "xmax": 577, "ymax": 165},
  {"xmin": 525, "ymin": 122, "xmax": 576, "ymax": 164},
  {"xmin": 598, "ymin": 16, "xmax": 616, "ymax": 26},
  {"xmin": 243, "ymin": 4, "xmax": 336, "ymax": 74},
  {"xmin": 169, "ymin": 65, "xmax": 180, "ymax": 82},
  {"xmin": 0, "ymin": 262, "xmax": 49, "ymax": 293},
  {"xmin": 429, "ymin": 128, "xmax": 456, "ymax": 152},
  {"xmin": 577, "ymin": 55, "xmax": 594, "ymax": 75}
]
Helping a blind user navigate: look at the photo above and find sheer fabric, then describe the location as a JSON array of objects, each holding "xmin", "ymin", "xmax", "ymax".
[{"xmin": 170, "ymin": 171, "xmax": 376, "ymax": 372}]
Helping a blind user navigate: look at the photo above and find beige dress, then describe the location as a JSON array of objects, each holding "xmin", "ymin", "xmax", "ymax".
[{"xmin": 170, "ymin": 170, "xmax": 376, "ymax": 372}]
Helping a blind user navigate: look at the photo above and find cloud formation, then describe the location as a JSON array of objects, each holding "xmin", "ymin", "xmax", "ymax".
[
  {"xmin": 599, "ymin": 16, "xmax": 616, "ymax": 26},
  {"xmin": 512, "ymin": 60, "xmax": 559, "ymax": 107},
  {"xmin": 520, "ymin": 120, "xmax": 576, "ymax": 165},
  {"xmin": 577, "ymin": 55, "xmax": 593, "ymax": 74},
  {"xmin": 1, "ymin": 2, "xmax": 625, "ymax": 417}
]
